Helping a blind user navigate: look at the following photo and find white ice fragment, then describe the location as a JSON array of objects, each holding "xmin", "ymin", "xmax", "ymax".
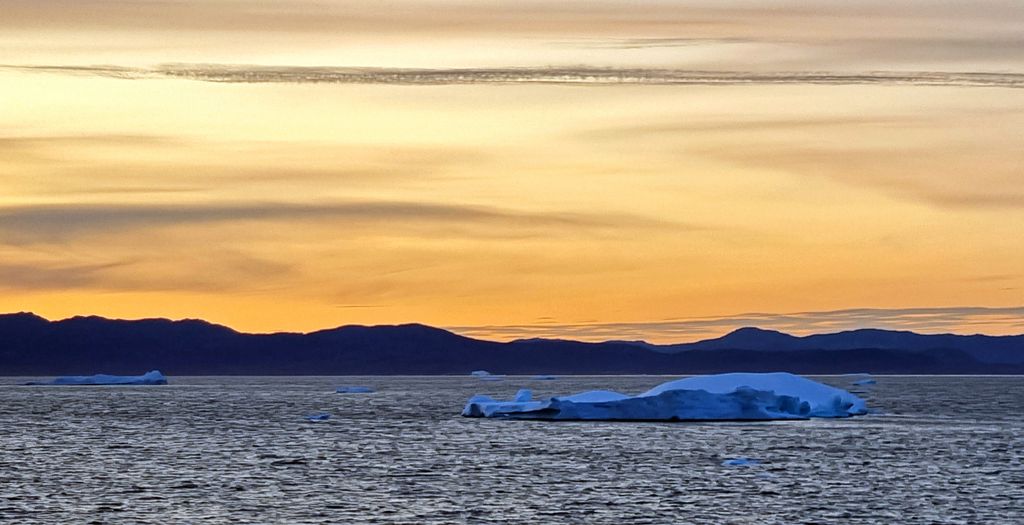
[
  {"xmin": 722, "ymin": 457, "xmax": 760, "ymax": 467},
  {"xmin": 25, "ymin": 370, "xmax": 168, "ymax": 386},
  {"xmin": 306, "ymin": 413, "xmax": 330, "ymax": 422}
]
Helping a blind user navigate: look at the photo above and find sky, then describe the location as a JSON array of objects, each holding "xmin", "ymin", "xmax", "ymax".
[{"xmin": 1, "ymin": 1, "xmax": 1022, "ymax": 341}]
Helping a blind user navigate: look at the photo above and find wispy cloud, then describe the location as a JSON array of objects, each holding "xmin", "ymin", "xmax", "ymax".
[
  {"xmin": 0, "ymin": 200, "xmax": 675, "ymax": 243},
  {"xmin": 0, "ymin": 260, "xmax": 130, "ymax": 290},
  {"xmin": 447, "ymin": 306, "xmax": 1024, "ymax": 342},
  {"xmin": 5, "ymin": 64, "xmax": 1023, "ymax": 88}
]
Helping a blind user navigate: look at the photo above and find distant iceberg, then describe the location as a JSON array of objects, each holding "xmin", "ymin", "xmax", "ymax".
[
  {"xmin": 306, "ymin": 413, "xmax": 331, "ymax": 422},
  {"xmin": 25, "ymin": 370, "xmax": 168, "ymax": 386},
  {"xmin": 335, "ymin": 386, "xmax": 374, "ymax": 393},
  {"xmin": 462, "ymin": 372, "xmax": 867, "ymax": 421},
  {"xmin": 531, "ymin": 375, "xmax": 558, "ymax": 380},
  {"xmin": 470, "ymin": 370, "xmax": 505, "ymax": 381}
]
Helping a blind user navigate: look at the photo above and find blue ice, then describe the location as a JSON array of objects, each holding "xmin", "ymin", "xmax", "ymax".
[
  {"xmin": 25, "ymin": 370, "xmax": 168, "ymax": 386},
  {"xmin": 462, "ymin": 372, "xmax": 867, "ymax": 421}
]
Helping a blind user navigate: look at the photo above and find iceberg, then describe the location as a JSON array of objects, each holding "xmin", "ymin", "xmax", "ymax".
[
  {"xmin": 470, "ymin": 370, "xmax": 505, "ymax": 381},
  {"xmin": 852, "ymin": 378, "xmax": 876, "ymax": 386},
  {"xmin": 25, "ymin": 370, "xmax": 168, "ymax": 386},
  {"xmin": 531, "ymin": 375, "xmax": 558, "ymax": 380},
  {"xmin": 306, "ymin": 413, "xmax": 331, "ymax": 422},
  {"xmin": 462, "ymin": 372, "xmax": 867, "ymax": 421},
  {"xmin": 335, "ymin": 386, "xmax": 374, "ymax": 393}
]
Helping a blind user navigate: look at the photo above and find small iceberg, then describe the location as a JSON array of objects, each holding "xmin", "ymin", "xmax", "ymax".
[
  {"xmin": 531, "ymin": 375, "xmax": 558, "ymax": 380},
  {"xmin": 722, "ymin": 457, "xmax": 760, "ymax": 467},
  {"xmin": 335, "ymin": 386, "xmax": 374, "ymax": 393},
  {"xmin": 462, "ymin": 372, "xmax": 867, "ymax": 421},
  {"xmin": 25, "ymin": 370, "xmax": 168, "ymax": 386},
  {"xmin": 849, "ymin": 374, "xmax": 877, "ymax": 386},
  {"xmin": 470, "ymin": 370, "xmax": 505, "ymax": 381},
  {"xmin": 306, "ymin": 413, "xmax": 331, "ymax": 422}
]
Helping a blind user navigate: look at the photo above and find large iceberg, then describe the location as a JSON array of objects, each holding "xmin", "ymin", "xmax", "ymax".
[
  {"xmin": 462, "ymin": 372, "xmax": 866, "ymax": 421},
  {"xmin": 25, "ymin": 370, "xmax": 168, "ymax": 386}
]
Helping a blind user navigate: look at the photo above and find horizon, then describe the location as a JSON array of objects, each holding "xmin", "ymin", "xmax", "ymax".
[{"xmin": 6, "ymin": 308, "xmax": 1022, "ymax": 344}]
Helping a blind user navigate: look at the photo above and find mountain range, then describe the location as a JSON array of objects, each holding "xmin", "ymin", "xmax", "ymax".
[{"xmin": 1, "ymin": 312, "xmax": 1022, "ymax": 376}]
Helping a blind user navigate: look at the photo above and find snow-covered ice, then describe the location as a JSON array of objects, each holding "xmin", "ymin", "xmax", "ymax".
[
  {"xmin": 336, "ymin": 386, "xmax": 374, "ymax": 393},
  {"xmin": 25, "ymin": 370, "xmax": 168, "ymax": 386},
  {"xmin": 462, "ymin": 372, "xmax": 867, "ymax": 421}
]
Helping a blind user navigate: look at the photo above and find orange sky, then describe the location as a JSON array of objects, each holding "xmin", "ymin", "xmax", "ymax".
[{"xmin": 1, "ymin": 1, "xmax": 1022, "ymax": 341}]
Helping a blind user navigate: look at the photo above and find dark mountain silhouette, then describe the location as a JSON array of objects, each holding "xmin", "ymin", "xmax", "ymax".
[
  {"xmin": 655, "ymin": 326, "xmax": 1024, "ymax": 364},
  {"xmin": 1, "ymin": 312, "xmax": 1021, "ymax": 376}
]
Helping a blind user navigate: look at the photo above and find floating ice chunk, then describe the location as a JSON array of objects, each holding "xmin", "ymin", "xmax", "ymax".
[
  {"xmin": 531, "ymin": 375, "xmax": 558, "ymax": 380},
  {"xmin": 470, "ymin": 370, "xmax": 505, "ymax": 381},
  {"xmin": 25, "ymin": 370, "xmax": 168, "ymax": 386},
  {"xmin": 462, "ymin": 372, "xmax": 867, "ymax": 421},
  {"xmin": 306, "ymin": 413, "xmax": 330, "ymax": 422},
  {"xmin": 335, "ymin": 386, "xmax": 374, "ymax": 393},
  {"xmin": 722, "ymin": 457, "xmax": 760, "ymax": 467},
  {"xmin": 852, "ymin": 378, "xmax": 876, "ymax": 386},
  {"xmin": 514, "ymin": 389, "xmax": 532, "ymax": 402}
]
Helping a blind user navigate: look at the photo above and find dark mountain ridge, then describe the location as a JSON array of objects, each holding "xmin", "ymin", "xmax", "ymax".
[{"xmin": 1, "ymin": 312, "xmax": 1021, "ymax": 376}]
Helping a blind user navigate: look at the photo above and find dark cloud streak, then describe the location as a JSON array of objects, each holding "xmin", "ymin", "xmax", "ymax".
[
  {"xmin": 4, "ymin": 64, "xmax": 1023, "ymax": 88},
  {"xmin": 0, "ymin": 201, "xmax": 675, "ymax": 242}
]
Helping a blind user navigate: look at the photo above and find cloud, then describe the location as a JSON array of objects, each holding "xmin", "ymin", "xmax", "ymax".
[
  {"xmin": 5, "ymin": 64, "xmax": 1023, "ymax": 88},
  {"xmin": 0, "ymin": 200, "xmax": 674, "ymax": 243},
  {"xmin": 447, "ymin": 306, "xmax": 1024, "ymax": 342},
  {"xmin": 698, "ymin": 143, "xmax": 1024, "ymax": 209},
  {"xmin": 0, "ymin": 260, "xmax": 129, "ymax": 290}
]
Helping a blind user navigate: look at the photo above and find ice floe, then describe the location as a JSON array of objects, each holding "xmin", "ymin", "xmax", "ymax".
[
  {"xmin": 721, "ymin": 457, "xmax": 760, "ymax": 467},
  {"xmin": 462, "ymin": 372, "xmax": 867, "ymax": 421},
  {"xmin": 25, "ymin": 370, "xmax": 168, "ymax": 386}
]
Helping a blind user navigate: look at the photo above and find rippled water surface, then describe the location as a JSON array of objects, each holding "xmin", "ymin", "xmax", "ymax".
[{"xmin": 2, "ymin": 376, "xmax": 1022, "ymax": 524}]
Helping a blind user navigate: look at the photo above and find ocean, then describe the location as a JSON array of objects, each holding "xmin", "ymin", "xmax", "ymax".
[{"xmin": 1, "ymin": 375, "xmax": 1021, "ymax": 524}]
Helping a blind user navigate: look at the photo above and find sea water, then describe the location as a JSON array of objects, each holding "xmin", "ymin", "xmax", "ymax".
[{"xmin": 1, "ymin": 376, "xmax": 1021, "ymax": 524}]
